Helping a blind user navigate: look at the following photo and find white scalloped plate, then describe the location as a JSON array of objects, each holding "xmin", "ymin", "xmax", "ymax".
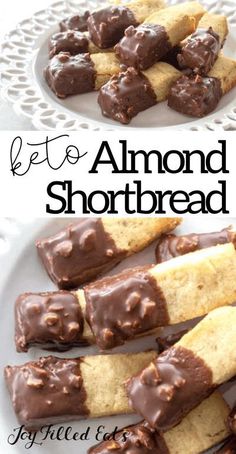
[
  {"xmin": 1, "ymin": 0, "xmax": 236, "ymax": 130},
  {"xmin": 0, "ymin": 217, "xmax": 235, "ymax": 454}
]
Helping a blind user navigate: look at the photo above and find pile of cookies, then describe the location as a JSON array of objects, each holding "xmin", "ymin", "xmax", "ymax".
[
  {"xmin": 44, "ymin": 0, "xmax": 236, "ymax": 124},
  {"xmin": 4, "ymin": 218, "xmax": 236, "ymax": 453}
]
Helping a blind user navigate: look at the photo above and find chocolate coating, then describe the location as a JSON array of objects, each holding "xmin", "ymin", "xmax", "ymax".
[
  {"xmin": 168, "ymin": 75, "xmax": 222, "ymax": 117},
  {"xmin": 88, "ymin": 421, "xmax": 169, "ymax": 454},
  {"xmin": 162, "ymin": 46, "xmax": 182, "ymax": 69},
  {"xmin": 178, "ymin": 27, "xmax": 221, "ymax": 75},
  {"xmin": 60, "ymin": 12, "xmax": 90, "ymax": 32},
  {"xmin": 115, "ymin": 24, "xmax": 171, "ymax": 70},
  {"xmin": 127, "ymin": 346, "xmax": 213, "ymax": 431},
  {"xmin": 49, "ymin": 30, "xmax": 89, "ymax": 58},
  {"xmin": 156, "ymin": 227, "xmax": 235, "ymax": 263},
  {"xmin": 85, "ymin": 265, "xmax": 169, "ymax": 350},
  {"xmin": 98, "ymin": 67, "xmax": 157, "ymax": 124},
  {"xmin": 87, "ymin": 6, "xmax": 138, "ymax": 48},
  {"xmin": 36, "ymin": 219, "xmax": 126, "ymax": 289},
  {"xmin": 214, "ymin": 437, "xmax": 236, "ymax": 453},
  {"xmin": 15, "ymin": 292, "xmax": 84, "ymax": 352},
  {"xmin": 44, "ymin": 52, "xmax": 96, "ymax": 98},
  {"xmin": 228, "ymin": 407, "xmax": 236, "ymax": 435},
  {"xmin": 4, "ymin": 356, "xmax": 88, "ymax": 430}
]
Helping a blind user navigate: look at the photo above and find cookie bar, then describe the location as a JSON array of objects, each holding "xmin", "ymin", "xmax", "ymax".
[
  {"xmin": 49, "ymin": 31, "xmax": 113, "ymax": 58},
  {"xmin": 87, "ymin": 0, "xmax": 165, "ymax": 49},
  {"xmin": 60, "ymin": 11, "xmax": 90, "ymax": 32},
  {"xmin": 44, "ymin": 52, "xmax": 120, "ymax": 98},
  {"xmin": 228, "ymin": 406, "xmax": 236, "ymax": 435},
  {"xmin": 115, "ymin": 2, "xmax": 205, "ymax": 70},
  {"xmin": 155, "ymin": 226, "xmax": 235, "ymax": 263},
  {"xmin": 14, "ymin": 291, "xmax": 86, "ymax": 352},
  {"xmin": 127, "ymin": 306, "xmax": 236, "ymax": 431},
  {"xmin": 178, "ymin": 13, "xmax": 229, "ymax": 74},
  {"xmin": 168, "ymin": 55, "xmax": 236, "ymax": 117},
  {"xmin": 4, "ymin": 351, "xmax": 156, "ymax": 430},
  {"xmin": 89, "ymin": 392, "xmax": 230, "ymax": 454},
  {"xmin": 36, "ymin": 217, "xmax": 180, "ymax": 289},
  {"xmin": 98, "ymin": 63, "xmax": 181, "ymax": 124},
  {"xmin": 85, "ymin": 242, "xmax": 236, "ymax": 349}
]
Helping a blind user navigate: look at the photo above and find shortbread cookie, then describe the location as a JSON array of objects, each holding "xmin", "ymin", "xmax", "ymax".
[
  {"xmin": 89, "ymin": 392, "xmax": 230, "ymax": 454},
  {"xmin": 36, "ymin": 218, "xmax": 180, "ymax": 289},
  {"xmin": 155, "ymin": 226, "xmax": 235, "ymax": 263},
  {"xmin": 115, "ymin": 2, "xmax": 205, "ymax": 70},
  {"xmin": 178, "ymin": 13, "xmax": 228, "ymax": 74},
  {"xmin": 85, "ymin": 243, "xmax": 236, "ymax": 349},
  {"xmin": 98, "ymin": 63, "xmax": 181, "ymax": 124},
  {"xmin": 87, "ymin": 0, "xmax": 165, "ymax": 49},
  {"xmin": 49, "ymin": 31, "xmax": 113, "ymax": 58},
  {"xmin": 4, "ymin": 351, "xmax": 156, "ymax": 429},
  {"xmin": 127, "ymin": 306, "xmax": 236, "ymax": 431},
  {"xmin": 168, "ymin": 55, "xmax": 236, "ymax": 117},
  {"xmin": 60, "ymin": 11, "xmax": 90, "ymax": 32},
  {"xmin": 44, "ymin": 52, "xmax": 120, "ymax": 98},
  {"xmin": 14, "ymin": 291, "xmax": 85, "ymax": 352}
]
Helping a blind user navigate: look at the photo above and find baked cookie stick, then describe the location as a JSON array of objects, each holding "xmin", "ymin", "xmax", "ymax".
[
  {"xmin": 127, "ymin": 306, "xmax": 236, "ymax": 431},
  {"xmin": 60, "ymin": 11, "xmax": 90, "ymax": 32},
  {"xmin": 155, "ymin": 226, "xmax": 236, "ymax": 263},
  {"xmin": 36, "ymin": 217, "xmax": 180, "ymax": 289},
  {"xmin": 4, "ymin": 351, "xmax": 156, "ymax": 430},
  {"xmin": 168, "ymin": 55, "xmax": 236, "ymax": 117},
  {"xmin": 89, "ymin": 392, "xmax": 230, "ymax": 454},
  {"xmin": 44, "ymin": 52, "xmax": 120, "ymax": 98},
  {"xmin": 85, "ymin": 242, "xmax": 236, "ymax": 349},
  {"xmin": 87, "ymin": 0, "xmax": 166, "ymax": 49},
  {"xmin": 178, "ymin": 13, "xmax": 229, "ymax": 74},
  {"xmin": 98, "ymin": 64, "xmax": 181, "ymax": 124},
  {"xmin": 115, "ymin": 2, "xmax": 205, "ymax": 70},
  {"xmin": 48, "ymin": 31, "xmax": 113, "ymax": 59}
]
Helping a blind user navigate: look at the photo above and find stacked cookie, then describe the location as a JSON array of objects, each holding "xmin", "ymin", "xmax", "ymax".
[
  {"xmin": 4, "ymin": 218, "xmax": 236, "ymax": 453},
  {"xmin": 44, "ymin": 0, "xmax": 236, "ymax": 124}
]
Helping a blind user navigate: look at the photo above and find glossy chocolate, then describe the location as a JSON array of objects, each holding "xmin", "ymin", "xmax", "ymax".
[
  {"xmin": 115, "ymin": 24, "xmax": 171, "ymax": 70},
  {"xmin": 44, "ymin": 52, "xmax": 96, "ymax": 98},
  {"xmin": 15, "ymin": 292, "xmax": 84, "ymax": 352},
  {"xmin": 60, "ymin": 12, "xmax": 90, "ymax": 32},
  {"xmin": 49, "ymin": 30, "xmax": 89, "ymax": 58},
  {"xmin": 4, "ymin": 356, "xmax": 88, "ymax": 430},
  {"xmin": 127, "ymin": 346, "xmax": 213, "ymax": 431},
  {"xmin": 178, "ymin": 27, "xmax": 221, "ymax": 75},
  {"xmin": 85, "ymin": 265, "xmax": 169, "ymax": 350},
  {"xmin": 168, "ymin": 74, "xmax": 222, "ymax": 117},
  {"xmin": 36, "ymin": 219, "xmax": 126, "ymax": 289},
  {"xmin": 87, "ymin": 6, "xmax": 138, "ymax": 48},
  {"xmin": 98, "ymin": 67, "xmax": 157, "ymax": 124},
  {"xmin": 156, "ymin": 227, "xmax": 235, "ymax": 263},
  {"xmin": 88, "ymin": 421, "xmax": 169, "ymax": 454}
]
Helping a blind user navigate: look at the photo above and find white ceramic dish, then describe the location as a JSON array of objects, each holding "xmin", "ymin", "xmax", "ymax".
[
  {"xmin": 0, "ymin": 217, "xmax": 235, "ymax": 453},
  {"xmin": 1, "ymin": 0, "xmax": 236, "ymax": 131}
]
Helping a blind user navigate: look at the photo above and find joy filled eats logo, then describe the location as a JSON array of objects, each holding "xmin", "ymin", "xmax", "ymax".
[{"xmin": 7, "ymin": 424, "xmax": 128, "ymax": 449}]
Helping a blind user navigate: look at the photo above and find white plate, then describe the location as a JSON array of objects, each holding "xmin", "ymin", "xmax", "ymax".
[
  {"xmin": 0, "ymin": 217, "xmax": 235, "ymax": 453},
  {"xmin": 1, "ymin": 0, "xmax": 236, "ymax": 131}
]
